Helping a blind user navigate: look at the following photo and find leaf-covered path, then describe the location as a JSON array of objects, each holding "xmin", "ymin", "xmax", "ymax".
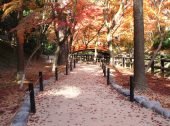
[{"xmin": 27, "ymin": 63, "xmax": 170, "ymax": 126}]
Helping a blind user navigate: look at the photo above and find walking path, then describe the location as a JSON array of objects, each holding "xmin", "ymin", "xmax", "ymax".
[{"xmin": 27, "ymin": 63, "xmax": 170, "ymax": 126}]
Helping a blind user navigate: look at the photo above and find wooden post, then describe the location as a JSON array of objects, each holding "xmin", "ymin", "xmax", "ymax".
[
  {"xmin": 66, "ymin": 63, "xmax": 68, "ymax": 75},
  {"xmin": 107, "ymin": 68, "xmax": 110, "ymax": 85},
  {"xmin": 101, "ymin": 59, "xmax": 103, "ymax": 67},
  {"xmin": 70, "ymin": 60, "xmax": 73, "ymax": 71},
  {"xmin": 130, "ymin": 76, "xmax": 134, "ymax": 102},
  {"xmin": 151, "ymin": 60, "xmax": 154, "ymax": 74},
  {"xmin": 130, "ymin": 57, "xmax": 133, "ymax": 68},
  {"xmin": 104, "ymin": 65, "xmax": 106, "ymax": 77},
  {"xmin": 122, "ymin": 57, "xmax": 125, "ymax": 67},
  {"xmin": 74, "ymin": 59, "xmax": 76, "ymax": 68},
  {"xmin": 102, "ymin": 63, "xmax": 104, "ymax": 73},
  {"xmin": 55, "ymin": 67, "xmax": 58, "ymax": 81},
  {"xmin": 29, "ymin": 82, "xmax": 36, "ymax": 113},
  {"xmin": 115, "ymin": 57, "xmax": 117, "ymax": 65},
  {"xmin": 99, "ymin": 59, "xmax": 102, "ymax": 67},
  {"xmin": 161, "ymin": 55, "xmax": 164, "ymax": 77},
  {"xmin": 39, "ymin": 72, "xmax": 43, "ymax": 91}
]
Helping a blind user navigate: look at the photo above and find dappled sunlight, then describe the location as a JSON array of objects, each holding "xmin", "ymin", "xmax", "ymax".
[
  {"xmin": 79, "ymin": 66, "xmax": 98, "ymax": 71},
  {"xmin": 49, "ymin": 86, "xmax": 81, "ymax": 98},
  {"xmin": 165, "ymin": 84, "xmax": 170, "ymax": 88},
  {"xmin": 70, "ymin": 71, "xmax": 78, "ymax": 74}
]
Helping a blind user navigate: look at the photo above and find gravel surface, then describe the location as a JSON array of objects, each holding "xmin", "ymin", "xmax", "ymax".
[{"xmin": 27, "ymin": 63, "xmax": 170, "ymax": 126}]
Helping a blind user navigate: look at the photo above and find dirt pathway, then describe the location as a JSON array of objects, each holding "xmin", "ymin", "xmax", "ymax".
[{"xmin": 27, "ymin": 63, "xmax": 170, "ymax": 126}]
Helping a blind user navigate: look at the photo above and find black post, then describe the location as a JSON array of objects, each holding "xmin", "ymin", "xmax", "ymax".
[
  {"xmin": 130, "ymin": 58, "xmax": 133, "ymax": 68},
  {"xmin": 122, "ymin": 57, "xmax": 125, "ymax": 67},
  {"xmin": 107, "ymin": 68, "xmax": 110, "ymax": 85},
  {"xmin": 104, "ymin": 65, "xmax": 106, "ymax": 77},
  {"xmin": 151, "ymin": 60, "xmax": 154, "ymax": 74},
  {"xmin": 55, "ymin": 67, "xmax": 58, "ymax": 81},
  {"xmin": 102, "ymin": 63, "xmax": 104, "ymax": 73},
  {"xmin": 29, "ymin": 82, "xmax": 36, "ymax": 113},
  {"xmin": 74, "ymin": 59, "xmax": 76, "ymax": 68},
  {"xmin": 101, "ymin": 61, "xmax": 103, "ymax": 69},
  {"xmin": 39, "ymin": 72, "xmax": 43, "ymax": 91},
  {"xmin": 99, "ymin": 59, "xmax": 101, "ymax": 67},
  {"xmin": 161, "ymin": 55, "xmax": 164, "ymax": 77},
  {"xmin": 130, "ymin": 76, "xmax": 134, "ymax": 102},
  {"xmin": 70, "ymin": 60, "xmax": 73, "ymax": 71},
  {"xmin": 66, "ymin": 63, "xmax": 68, "ymax": 75}
]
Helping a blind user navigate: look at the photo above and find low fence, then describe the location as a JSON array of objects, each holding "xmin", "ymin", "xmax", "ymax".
[
  {"xmin": 101, "ymin": 63, "xmax": 134, "ymax": 101},
  {"xmin": 27, "ymin": 58, "xmax": 76, "ymax": 113},
  {"xmin": 73, "ymin": 54, "xmax": 170, "ymax": 77},
  {"xmin": 114, "ymin": 56, "xmax": 170, "ymax": 77}
]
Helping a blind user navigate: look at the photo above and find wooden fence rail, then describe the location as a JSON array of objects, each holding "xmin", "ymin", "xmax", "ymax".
[
  {"xmin": 73, "ymin": 54, "xmax": 169, "ymax": 77},
  {"xmin": 114, "ymin": 56, "xmax": 170, "ymax": 77}
]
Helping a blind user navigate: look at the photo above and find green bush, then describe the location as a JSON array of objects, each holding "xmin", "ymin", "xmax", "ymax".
[
  {"xmin": 153, "ymin": 31, "xmax": 170, "ymax": 49},
  {"xmin": 42, "ymin": 43, "xmax": 56, "ymax": 55}
]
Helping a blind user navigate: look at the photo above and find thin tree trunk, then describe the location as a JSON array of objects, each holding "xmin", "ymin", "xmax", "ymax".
[
  {"xmin": 17, "ymin": 41, "xmax": 24, "ymax": 73},
  {"xmin": 25, "ymin": 44, "xmax": 41, "ymax": 70},
  {"xmin": 145, "ymin": 37, "xmax": 163, "ymax": 72},
  {"xmin": 16, "ymin": 0, "xmax": 25, "ymax": 88},
  {"xmin": 16, "ymin": 40, "xmax": 25, "ymax": 88},
  {"xmin": 94, "ymin": 42, "xmax": 98, "ymax": 63},
  {"xmin": 133, "ymin": 0, "xmax": 147, "ymax": 90},
  {"xmin": 94, "ymin": 32, "xmax": 100, "ymax": 63},
  {"xmin": 145, "ymin": 0, "xmax": 165, "ymax": 72},
  {"xmin": 107, "ymin": 28, "xmax": 114, "ymax": 66}
]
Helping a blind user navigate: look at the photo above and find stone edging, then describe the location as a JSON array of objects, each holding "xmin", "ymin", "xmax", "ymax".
[
  {"xmin": 10, "ymin": 77, "xmax": 55, "ymax": 126},
  {"xmin": 10, "ymin": 69, "xmax": 69, "ymax": 126},
  {"xmin": 110, "ymin": 75, "xmax": 170, "ymax": 118}
]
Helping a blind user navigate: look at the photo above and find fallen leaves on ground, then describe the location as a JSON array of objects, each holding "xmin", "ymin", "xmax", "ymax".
[
  {"xmin": 111, "ymin": 65, "xmax": 170, "ymax": 108},
  {"xmin": 0, "ymin": 58, "xmax": 53, "ymax": 126}
]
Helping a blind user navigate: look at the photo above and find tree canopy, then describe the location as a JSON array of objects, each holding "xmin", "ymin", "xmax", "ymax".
[{"xmin": 0, "ymin": 0, "xmax": 170, "ymax": 89}]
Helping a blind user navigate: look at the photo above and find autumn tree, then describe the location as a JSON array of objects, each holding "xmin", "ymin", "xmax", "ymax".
[
  {"xmin": 102, "ymin": 0, "xmax": 131, "ymax": 65},
  {"xmin": 1, "ymin": 0, "xmax": 50, "ymax": 87},
  {"xmin": 144, "ymin": 0, "xmax": 170, "ymax": 71},
  {"xmin": 49, "ymin": 1, "xmax": 72, "ymax": 71},
  {"xmin": 1, "ymin": 0, "xmax": 32, "ymax": 85}
]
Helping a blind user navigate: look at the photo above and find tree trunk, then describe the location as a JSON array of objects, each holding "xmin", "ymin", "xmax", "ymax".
[
  {"xmin": 94, "ymin": 33, "xmax": 100, "ymax": 63},
  {"xmin": 133, "ymin": 0, "xmax": 147, "ymax": 90},
  {"xmin": 107, "ymin": 28, "xmax": 114, "ymax": 66},
  {"xmin": 16, "ymin": 40, "xmax": 25, "ymax": 88},
  {"xmin": 52, "ymin": 45, "xmax": 60, "ymax": 72},
  {"xmin": 58, "ymin": 42, "xmax": 67, "ymax": 66},
  {"xmin": 94, "ymin": 42, "xmax": 98, "ymax": 63},
  {"xmin": 26, "ymin": 44, "xmax": 41, "ymax": 69},
  {"xmin": 17, "ymin": 41, "xmax": 24, "ymax": 73},
  {"xmin": 145, "ymin": 38, "xmax": 163, "ymax": 72}
]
